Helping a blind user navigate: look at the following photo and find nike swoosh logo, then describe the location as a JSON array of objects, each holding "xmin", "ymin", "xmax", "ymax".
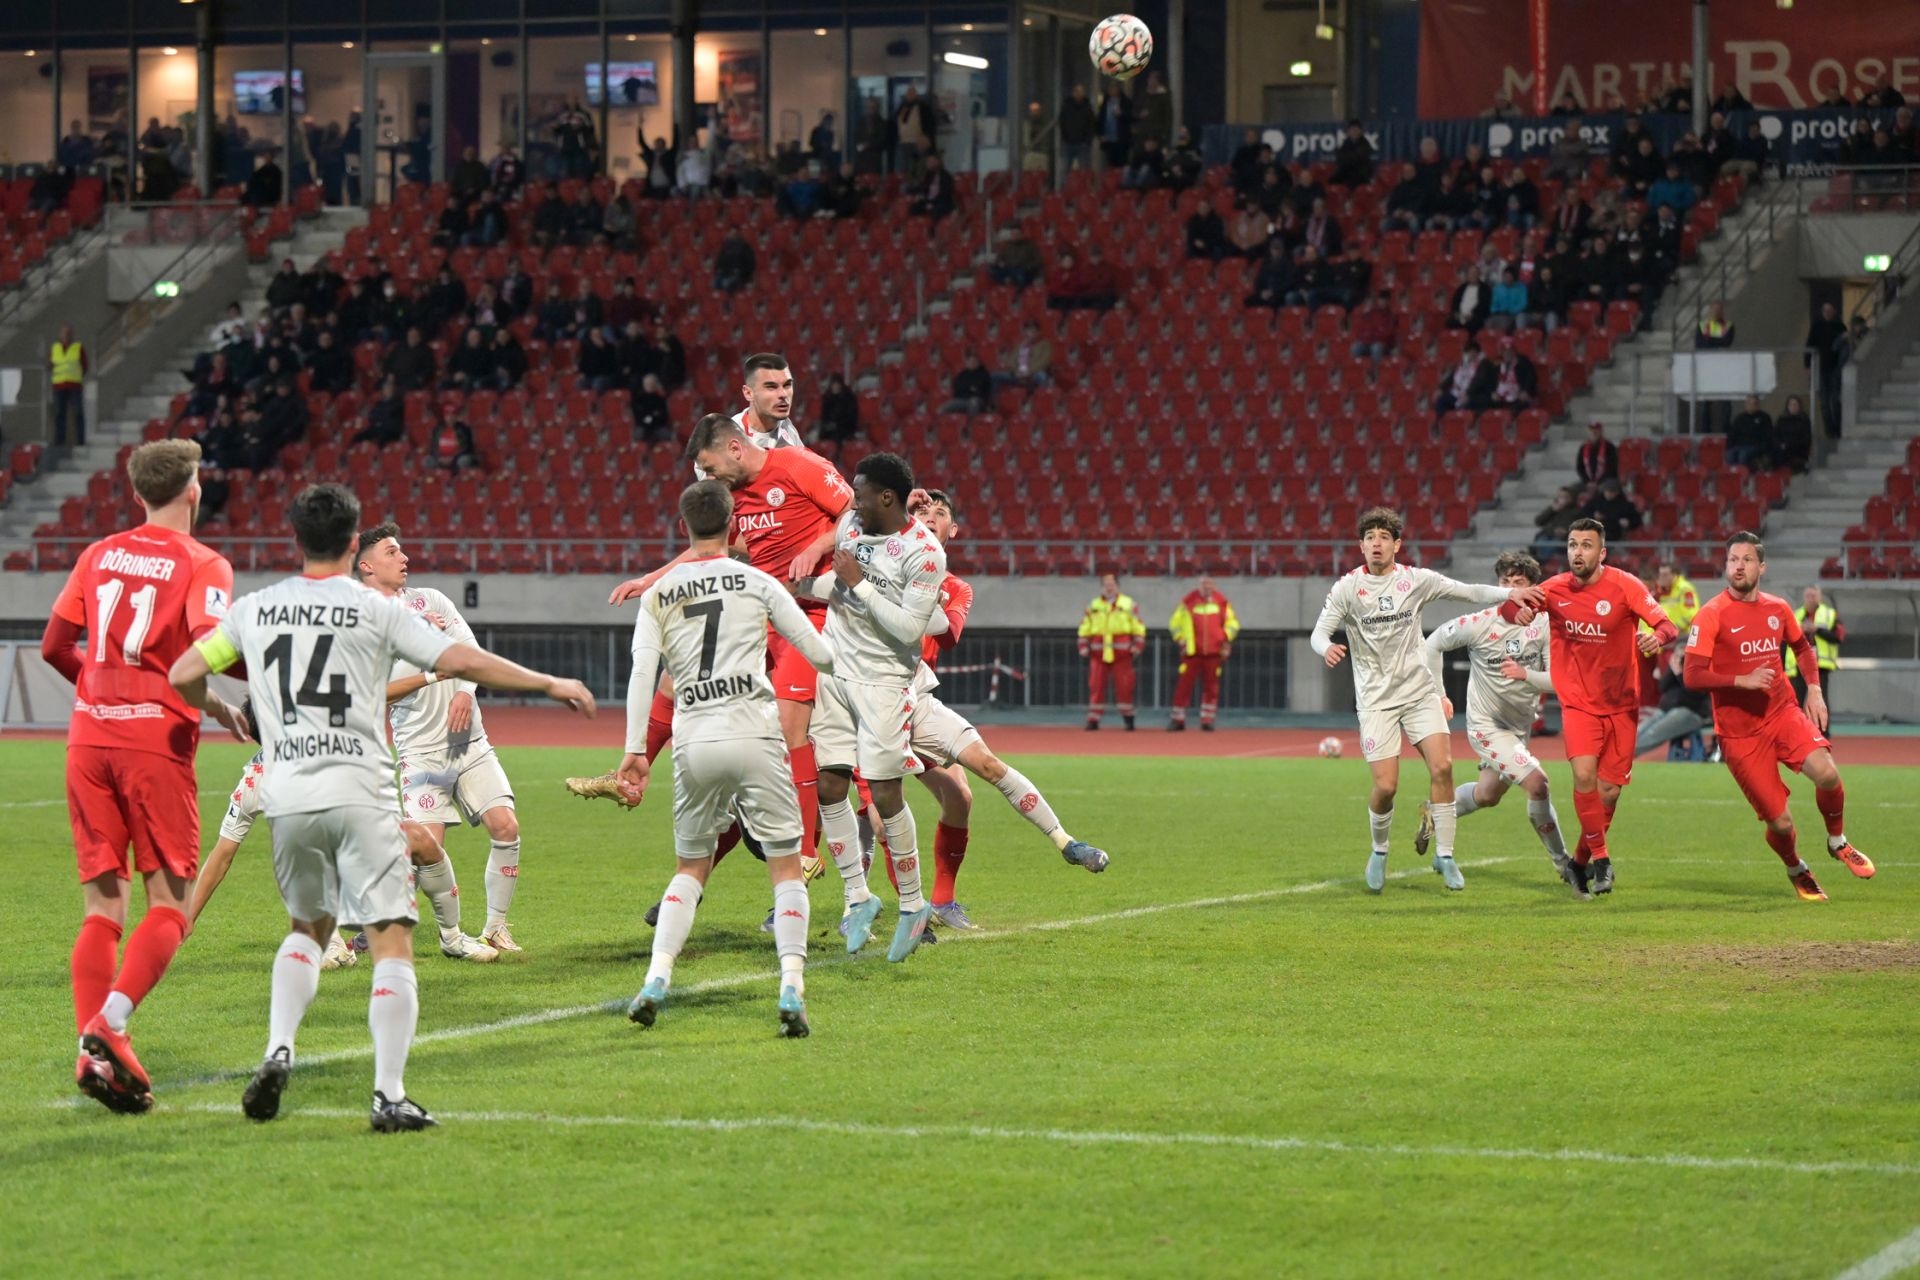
[{"xmin": 1730, "ymin": 626, "xmax": 1745, "ymax": 633}]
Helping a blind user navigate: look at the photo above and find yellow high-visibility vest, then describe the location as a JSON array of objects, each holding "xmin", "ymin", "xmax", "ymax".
[
  {"xmin": 1784, "ymin": 603, "xmax": 1839, "ymax": 676},
  {"xmin": 1079, "ymin": 594, "xmax": 1145, "ymax": 663},
  {"xmin": 50, "ymin": 341, "xmax": 85, "ymax": 385}
]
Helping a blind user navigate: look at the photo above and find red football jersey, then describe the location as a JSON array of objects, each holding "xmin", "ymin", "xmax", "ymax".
[
  {"xmin": 922, "ymin": 572, "xmax": 974, "ymax": 665},
  {"xmin": 51, "ymin": 523, "xmax": 234, "ymax": 760},
  {"xmin": 730, "ymin": 447, "xmax": 852, "ymax": 612},
  {"xmin": 1538, "ymin": 565, "xmax": 1673, "ymax": 716},
  {"xmin": 1684, "ymin": 590, "xmax": 1816, "ymax": 738}
]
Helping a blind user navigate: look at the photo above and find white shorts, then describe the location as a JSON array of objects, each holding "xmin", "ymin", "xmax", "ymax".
[
  {"xmin": 1358, "ymin": 698, "xmax": 1451, "ymax": 763},
  {"xmin": 219, "ymin": 756, "xmax": 269, "ymax": 844},
  {"xmin": 812, "ymin": 674, "xmax": 923, "ymax": 780},
  {"xmin": 400, "ymin": 744, "xmax": 514, "ymax": 826},
  {"xmin": 270, "ymin": 805, "xmax": 418, "ymax": 928},
  {"xmin": 910, "ymin": 692, "xmax": 983, "ymax": 768},
  {"xmin": 672, "ymin": 736, "xmax": 802, "ymax": 859},
  {"xmin": 1467, "ymin": 724, "xmax": 1542, "ymax": 785}
]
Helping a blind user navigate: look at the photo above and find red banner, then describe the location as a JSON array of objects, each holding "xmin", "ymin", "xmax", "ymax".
[{"xmin": 1419, "ymin": 0, "xmax": 1920, "ymax": 118}]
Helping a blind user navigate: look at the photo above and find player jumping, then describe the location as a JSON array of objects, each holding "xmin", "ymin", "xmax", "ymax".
[
  {"xmin": 1535, "ymin": 518, "xmax": 1678, "ymax": 895},
  {"xmin": 613, "ymin": 480, "xmax": 837, "ymax": 1034},
  {"xmin": 1310, "ymin": 507, "xmax": 1542, "ymax": 893},
  {"xmin": 40, "ymin": 440, "xmax": 244, "ymax": 1114},
  {"xmin": 1682, "ymin": 532, "xmax": 1873, "ymax": 899},
  {"xmin": 1416, "ymin": 550, "xmax": 1580, "ymax": 898},
  {"xmin": 169, "ymin": 483, "xmax": 594, "ymax": 1131}
]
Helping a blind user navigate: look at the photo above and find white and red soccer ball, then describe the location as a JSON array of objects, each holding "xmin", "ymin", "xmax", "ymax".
[
  {"xmin": 1089, "ymin": 14, "xmax": 1153, "ymax": 82},
  {"xmin": 1317, "ymin": 735, "xmax": 1344, "ymax": 759}
]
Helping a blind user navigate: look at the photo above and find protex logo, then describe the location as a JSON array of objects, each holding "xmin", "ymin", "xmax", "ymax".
[
  {"xmin": 1487, "ymin": 121, "xmax": 1610, "ymax": 157},
  {"xmin": 1262, "ymin": 125, "xmax": 1380, "ymax": 161}
]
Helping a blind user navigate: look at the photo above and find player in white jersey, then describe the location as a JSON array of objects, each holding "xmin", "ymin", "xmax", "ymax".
[
  {"xmin": 792, "ymin": 453, "xmax": 949, "ymax": 962},
  {"xmin": 1416, "ymin": 551, "xmax": 1582, "ymax": 898},
  {"xmin": 356, "ymin": 523, "xmax": 525, "ymax": 955},
  {"xmin": 169, "ymin": 483, "xmax": 594, "ymax": 1132},
  {"xmin": 1310, "ymin": 507, "xmax": 1543, "ymax": 893},
  {"xmin": 612, "ymin": 479, "xmax": 836, "ymax": 1036}
]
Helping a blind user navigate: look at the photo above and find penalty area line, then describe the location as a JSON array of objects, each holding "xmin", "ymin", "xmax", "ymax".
[{"xmin": 1834, "ymin": 1226, "xmax": 1920, "ymax": 1280}]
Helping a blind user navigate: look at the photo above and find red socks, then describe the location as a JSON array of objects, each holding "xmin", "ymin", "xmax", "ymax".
[
  {"xmin": 711, "ymin": 823, "xmax": 742, "ymax": 867},
  {"xmin": 1571, "ymin": 789, "xmax": 1610, "ymax": 865},
  {"xmin": 644, "ymin": 690, "xmax": 675, "ymax": 763},
  {"xmin": 1764, "ymin": 824, "xmax": 1800, "ymax": 868},
  {"xmin": 1815, "ymin": 781, "xmax": 1846, "ymax": 838},
  {"xmin": 933, "ymin": 822, "xmax": 970, "ymax": 904},
  {"xmin": 789, "ymin": 742, "xmax": 820, "ymax": 854},
  {"xmin": 110, "ymin": 905, "xmax": 189, "ymax": 1014},
  {"xmin": 72, "ymin": 915, "xmax": 123, "ymax": 1034}
]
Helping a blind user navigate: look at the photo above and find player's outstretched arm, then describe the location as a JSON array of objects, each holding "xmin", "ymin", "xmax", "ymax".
[
  {"xmin": 188, "ymin": 838, "xmax": 244, "ymax": 924},
  {"xmin": 609, "ymin": 548, "xmax": 700, "ymax": 605},
  {"xmin": 435, "ymin": 644, "xmax": 596, "ymax": 715},
  {"xmin": 1498, "ymin": 659, "xmax": 1556, "ymax": 694},
  {"xmin": 167, "ymin": 637, "xmax": 254, "ymax": 742}
]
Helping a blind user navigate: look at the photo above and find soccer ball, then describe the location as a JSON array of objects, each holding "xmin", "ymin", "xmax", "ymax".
[
  {"xmin": 1317, "ymin": 735, "xmax": 1344, "ymax": 758},
  {"xmin": 1089, "ymin": 14, "xmax": 1154, "ymax": 82}
]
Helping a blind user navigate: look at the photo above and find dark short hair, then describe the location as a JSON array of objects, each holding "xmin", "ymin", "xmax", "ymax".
[
  {"xmin": 1493, "ymin": 550, "xmax": 1543, "ymax": 583},
  {"xmin": 1568, "ymin": 517, "xmax": 1607, "ymax": 541},
  {"xmin": 291, "ymin": 484, "xmax": 363, "ymax": 560},
  {"xmin": 679, "ymin": 479, "xmax": 733, "ymax": 539},
  {"xmin": 919, "ymin": 487, "xmax": 955, "ymax": 521},
  {"xmin": 853, "ymin": 452, "xmax": 914, "ymax": 504},
  {"xmin": 683, "ymin": 412, "xmax": 745, "ymax": 462},
  {"xmin": 1727, "ymin": 531, "xmax": 1766, "ymax": 561},
  {"xmin": 1358, "ymin": 506, "xmax": 1404, "ymax": 540},
  {"xmin": 355, "ymin": 521, "xmax": 401, "ymax": 577},
  {"xmin": 743, "ymin": 352, "xmax": 789, "ymax": 378}
]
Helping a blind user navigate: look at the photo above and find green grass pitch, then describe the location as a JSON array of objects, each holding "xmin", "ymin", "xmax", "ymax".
[{"xmin": 3, "ymin": 738, "xmax": 1916, "ymax": 1278}]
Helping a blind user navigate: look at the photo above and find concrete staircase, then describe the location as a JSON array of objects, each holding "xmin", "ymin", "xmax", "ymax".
[{"xmin": 0, "ymin": 210, "xmax": 364, "ymax": 558}]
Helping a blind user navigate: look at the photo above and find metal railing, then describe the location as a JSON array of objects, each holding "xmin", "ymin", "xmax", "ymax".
[
  {"xmin": 1667, "ymin": 178, "xmax": 1800, "ymax": 349},
  {"xmin": 0, "ymin": 221, "xmax": 110, "ymax": 336},
  {"xmin": 90, "ymin": 204, "xmax": 244, "ymax": 372}
]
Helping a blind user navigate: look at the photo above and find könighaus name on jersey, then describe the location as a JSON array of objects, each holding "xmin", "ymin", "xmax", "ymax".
[
  {"xmin": 272, "ymin": 731, "xmax": 368, "ymax": 761},
  {"xmin": 258, "ymin": 602, "xmax": 362, "ymax": 628},
  {"xmin": 658, "ymin": 572, "xmax": 748, "ymax": 608}
]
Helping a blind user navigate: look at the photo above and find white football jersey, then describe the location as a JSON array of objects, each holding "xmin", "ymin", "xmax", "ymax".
[
  {"xmin": 691, "ymin": 409, "xmax": 804, "ymax": 481},
  {"xmin": 629, "ymin": 555, "xmax": 833, "ymax": 748},
  {"xmin": 820, "ymin": 515, "xmax": 947, "ymax": 686},
  {"xmin": 386, "ymin": 584, "xmax": 486, "ymax": 756},
  {"xmin": 1424, "ymin": 605, "xmax": 1551, "ymax": 734},
  {"xmin": 1312, "ymin": 564, "xmax": 1510, "ymax": 712},
  {"xmin": 214, "ymin": 574, "xmax": 454, "ymax": 816}
]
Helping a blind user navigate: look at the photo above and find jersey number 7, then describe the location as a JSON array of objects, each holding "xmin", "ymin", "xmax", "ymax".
[
  {"xmin": 263, "ymin": 632, "xmax": 353, "ymax": 727},
  {"xmin": 685, "ymin": 599, "xmax": 723, "ymax": 681}
]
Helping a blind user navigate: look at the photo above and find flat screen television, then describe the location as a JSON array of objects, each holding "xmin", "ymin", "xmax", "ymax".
[
  {"xmin": 586, "ymin": 61, "xmax": 660, "ymax": 108},
  {"xmin": 233, "ymin": 70, "xmax": 304, "ymax": 115}
]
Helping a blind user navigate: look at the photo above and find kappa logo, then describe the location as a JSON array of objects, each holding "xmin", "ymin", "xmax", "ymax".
[
  {"xmin": 1018, "ymin": 792, "xmax": 1040, "ymax": 813},
  {"xmin": 780, "ymin": 909, "xmax": 805, "ymax": 919},
  {"xmin": 765, "ymin": 486, "xmax": 787, "ymax": 508},
  {"xmin": 664, "ymin": 893, "xmax": 684, "ymax": 904},
  {"xmin": 371, "ymin": 987, "xmax": 397, "ymax": 997},
  {"xmin": 288, "ymin": 950, "xmax": 315, "ymax": 966}
]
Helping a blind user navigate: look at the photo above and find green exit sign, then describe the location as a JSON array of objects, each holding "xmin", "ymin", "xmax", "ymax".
[
  {"xmin": 153, "ymin": 280, "xmax": 180, "ymax": 298},
  {"xmin": 1864, "ymin": 255, "xmax": 1891, "ymax": 272}
]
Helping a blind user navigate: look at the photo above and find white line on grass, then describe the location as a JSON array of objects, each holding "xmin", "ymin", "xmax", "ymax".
[
  {"xmin": 1834, "ymin": 1226, "xmax": 1920, "ymax": 1280},
  {"xmin": 150, "ymin": 1102, "xmax": 1920, "ymax": 1180}
]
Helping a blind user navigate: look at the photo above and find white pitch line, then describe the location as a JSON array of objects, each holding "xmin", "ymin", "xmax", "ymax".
[
  {"xmin": 146, "ymin": 856, "xmax": 1524, "ymax": 1091},
  {"xmin": 152, "ymin": 1102, "xmax": 1920, "ymax": 1180},
  {"xmin": 1834, "ymin": 1226, "xmax": 1920, "ymax": 1280},
  {"xmin": 1, "ymin": 786, "xmax": 228, "ymax": 810}
]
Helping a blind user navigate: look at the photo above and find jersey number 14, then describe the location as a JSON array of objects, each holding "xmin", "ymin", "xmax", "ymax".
[{"xmin": 263, "ymin": 632, "xmax": 353, "ymax": 727}]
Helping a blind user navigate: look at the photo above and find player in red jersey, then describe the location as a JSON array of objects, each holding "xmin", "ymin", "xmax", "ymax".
[
  {"xmin": 1682, "ymin": 532, "xmax": 1873, "ymax": 900},
  {"xmin": 38, "ymin": 440, "xmax": 248, "ymax": 1112},
  {"xmin": 1533, "ymin": 518, "xmax": 1677, "ymax": 896}
]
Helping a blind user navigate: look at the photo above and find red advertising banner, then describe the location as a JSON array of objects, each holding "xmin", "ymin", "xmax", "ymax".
[{"xmin": 1419, "ymin": 0, "xmax": 1920, "ymax": 118}]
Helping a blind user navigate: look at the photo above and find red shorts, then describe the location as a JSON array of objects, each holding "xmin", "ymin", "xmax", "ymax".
[
  {"xmin": 67, "ymin": 745, "xmax": 201, "ymax": 882},
  {"xmin": 1561, "ymin": 706, "xmax": 1637, "ymax": 788},
  {"xmin": 1720, "ymin": 713, "xmax": 1831, "ymax": 822},
  {"xmin": 766, "ymin": 609, "xmax": 828, "ymax": 704}
]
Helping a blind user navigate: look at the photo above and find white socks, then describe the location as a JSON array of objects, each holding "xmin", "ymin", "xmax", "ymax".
[
  {"xmin": 771, "ymin": 878, "xmax": 809, "ymax": 995},
  {"xmin": 993, "ymin": 767, "xmax": 1072, "ymax": 850},
  {"xmin": 485, "ymin": 838, "xmax": 520, "ymax": 927},
  {"xmin": 880, "ymin": 804, "xmax": 925, "ymax": 913},
  {"xmin": 415, "ymin": 857, "xmax": 463, "ymax": 934},
  {"xmin": 647, "ymin": 873, "xmax": 702, "ymax": 987},
  {"xmin": 1527, "ymin": 797, "xmax": 1570, "ymax": 860},
  {"xmin": 819, "ymin": 798, "xmax": 871, "ymax": 904},
  {"xmin": 1453, "ymin": 783, "xmax": 1480, "ymax": 817},
  {"xmin": 1827, "ymin": 834, "xmax": 1848, "ymax": 852},
  {"xmin": 268, "ymin": 933, "xmax": 325, "ymax": 1061},
  {"xmin": 1368, "ymin": 807, "xmax": 1393, "ymax": 854},
  {"xmin": 368, "ymin": 958, "xmax": 418, "ymax": 1102},
  {"xmin": 100, "ymin": 992, "xmax": 134, "ymax": 1033},
  {"xmin": 1430, "ymin": 801, "xmax": 1458, "ymax": 861}
]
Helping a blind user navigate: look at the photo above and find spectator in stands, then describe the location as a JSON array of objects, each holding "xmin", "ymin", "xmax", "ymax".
[
  {"xmin": 1547, "ymin": 186, "xmax": 1591, "ymax": 242},
  {"xmin": 1615, "ymin": 135, "xmax": 1660, "ymax": 197},
  {"xmin": 1502, "ymin": 168, "xmax": 1540, "ymax": 229},
  {"xmin": 1380, "ymin": 163, "xmax": 1427, "ymax": 234},
  {"xmin": 983, "ymin": 228, "xmax": 1041, "ymax": 290},
  {"xmin": 1332, "ymin": 121, "xmax": 1374, "ymax": 188},
  {"xmin": 1650, "ymin": 203, "xmax": 1686, "ymax": 275},
  {"xmin": 1097, "ymin": 85, "xmax": 1132, "ymax": 171},
  {"xmin": 466, "ymin": 190, "xmax": 507, "ymax": 247},
  {"xmin": 1773, "ymin": 395, "xmax": 1814, "ymax": 473},
  {"xmin": 639, "ymin": 122, "xmax": 679, "ymax": 196},
  {"xmin": 185, "ymin": 352, "xmax": 239, "ymax": 420},
  {"xmin": 601, "ymin": 277, "xmax": 643, "ymax": 336},
  {"xmin": 940, "ymin": 353, "xmax": 994, "ymax": 416},
  {"xmin": 1284, "ymin": 245, "xmax": 1337, "ymax": 308},
  {"xmin": 1577, "ymin": 419, "xmax": 1619, "ymax": 486},
  {"xmin": 1349, "ymin": 293, "xmax": 1399, "ymax": 359},
  {"xmin": 1708, "ymin": 81, "xmax": 1751, "ymax": 114},
  {"xmin": 627, "ymin": 372, "xmax": 671, "ymax": 442},
  {"xmin": 1533, "ymin": 485, "xmax": 1583, "ymax": 564},
  {"xmin": 530, "ymin": 281, "xmax": 569, "ymax": 341},
  {"xmin": 643, "ymin": 322, "xmax": 687, "ymax": 389},
  {"xmin": 265, "ymin": 259, "xmax": 304, "ymax": 313},
  {"xmin": 1228, "ymin": 128, "xmax": 1264, "ymax": 191},
  {"xmin": 1426, "ymin": 171, "xmax": 1473, "ymax": 230},
  {"xmin": 423, "ymin": 266, "xmax": 470, "ymax": 334},
  {"xmin": 1804, "ymin": 301, "xmax": 1847, "ymax": 437},
  {"xmin": 352, "ymin": 377, "xmax": 407, "ymax": 447},
  {"xmin": 1726, "ymin": 394, "xmax": 1775, "ymax": 469},
  {"xmin": 1484, "ymin": 94, "xmax": 1523, "ymax": 121},
  {"xmin": 1434, "ymin": 344, "xmax": 1488, "ymax": 414},
  {"xmin": 1487, "ymin": 267, "xmax": 1532, "ymax": 332},
  {"xmin": 566, "ymin": 186, "xmax": 604, "ymax": 247},
  {"xmin": 1186, "ymin": 198, "xmax": 1228, "ymax": 261},
  {"xmin": 714, "ymin": 232, "xmax": 756, "ymax": 293},
  {"xmin": 1465, "ymin": 163, "xmax": 1505, "ymax": 230},
  {"xmin": 810, "ymin": 112, "xmax": 838, "ymax": 168},
  {"xmin": 992, "ymin": 322, "xmax": 1053, "ymax": 395},
  {"xmin": 373, "ymin": 279, "xmax": 412, "ymax": 342},
  {"xmin": 431, "ymin": 197, "xmax": 471, "ymax": 250},
  {"xmin": 1660, "ymin": 67, "xmax": 1694, "ymax": 115},
  {"xmin": 1132, "ymin": 71, "xmax": 1172, "ymax": 156},
  {"xmin": 486, "ymin": 326, "xmax": 525, "ymax": 390},
  {"xmin": 336, "ymin": 278, "xmax": 375, "ymax": 343},
  {"xmin": 28, "ymin": 163, "xmax": 73, "ymax": 214},
  {"xmin": 57, "ymin": 120, "xmax": 95, "ymax": 171},
  {"xmin": 242, "ymin": 151, "xmax": 283, "ymax": 207},
  {"xmin": 1547, "ymin": 116, "xmax": 1590, "ymax": 183},
  {"xmin": 1529, "ymin": 263, "xmax": 1569, "ymax": 331},
  {"xmin": 438, "ymin": 145, "xmax": 485, "ymax": 204},
  {"xmin": 1254, "ymin": 167, "xmax": 1290, "ymax": 219},
  {"xmin": 1446, "ymin": 264, "xmax": 1492, "ymax": 334},
  {"xmin": 1059, "ymin": 85, "xmax": 1097, "ymax": 172},
  {"xmin": 1581, "ymin": 477, "xmax": 1643, "ymax": 540},
  {"xmin": 1648, "ymin": 161, "xmax": 1698, "ymax": 216},
  {"xmin": 1242, "ymin": 240, "xmax": 1291, "ymax": 310},
  {"xmin": 1860, "ymin": 74, "xmax": 1906, "ymax": 109},
  {"xmin": 1613, "ymin": 241, "xmax": 1661, "ymax": 312},
  {"xmin": 1229, "ymin": 198, "xmax": 1271, "ymax": 258},
  {"xmin": 1672, "ymin": 131, "xmax": 1718, "ymax": 191},
  {"xmin": 489, "ymin": 143, "xmax": 524, "ymax": 199},
  {"xmin": 1286, "ymin": 166, "xmax": 1326, "ymax": 219},
  {"xmin": 1165, "ymin": 128, "xmax": 1204, "ymax": 191},
  {"xmin": 1638, "ymin": 645, "xmax": 1715, "ymax": 760},
  {"xmin": 400, "ymin": 117, "xmax": 434, "ymax": 185},
  {"xmin": 576, "ymin": 326, "xmax": 619, "ymax": 391},
  {"xmin": 250, "ymin": 378, "xmax": 308, "ymax": 462},
  {"xmin": 1122, "ymin": 137, "xmax": 1166, "ymax": 190},
  {"xmin": 444, "ymin": 326, "xmax": 496, "ymax": 391},
  {"xmin": 1695, "ymin": 299, "xmax": 1735, "ymax": 350},
  {"xmin": 194, "ymin": 400, "xmax": 251, "ymax": 473},
  {"xmin": 1611, "ymin": 115, "xmax": 1652, "ymax": 173},
  {"xmin": 1469, "ymin": 337, "xmax": 1537, "ymax": 410},
  {"xmin": 244, "ymin": 350, "xmax": 294, "ymax": 401},
  {"xmin": 552, "ymin": 101, "xmax": 597, "ymax": 180},
  {"xmin": 386, "ymin": 325, "xmax": 436, "ymax": 392},
  {"xmin": 494, "ymin": 260, "xmax": 533, "ymax": 321},
  {"xmin": 1300, "ymin": 197, "xmax": 1342, "ymax": 259},
  {"xmin": 427, "ymin": 411, "xmax": 480, "ymax": 472},
  {"xmin": 601, "ymin": 192, "xmax": 638, "ymax": 250},
  {"xmin": 1571, "ymin": 234, "xmax": 1617, "ymax": 303},
  {"xmin": 1549, "ymin": 92, "xmax": 1581, "ymax": 117},
  {"xmin": 777, "ymin": 163, "xmax": 826, "ymax": 219},
  {"xmin": 529, "ymin": 186, "xmax": 569, "ymax": 249},
  {"xmin": 817, "ymin": 373, "xmax": 860, "ymax": 446},
  {"xmin": 1413, "ymin": 136, "xmax": 1448, "ymax": 193},
  {"xmin": 306, "ymin": 328, "xmax": 352, "ymax": 394},
  {"xmin": 893, "ymin": 86, "xmax": 937, "ymax": 175},
  {"xmin": 1047, "ymin": 248, "xmax": 1118, "ymax": 312},
  {"xmin": 821, "ymin": 163, "xmax": 864, "ymax": 219},
  {"xmin": 908, "ymin": 153, "xmax": 956, "ymax": 220}
]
